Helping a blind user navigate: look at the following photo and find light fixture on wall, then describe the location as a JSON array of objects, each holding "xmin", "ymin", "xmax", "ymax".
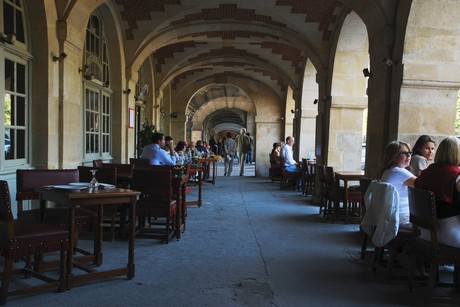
[
  {"xmin": 362, "ymin": 68, "xmax": 372, "ymax": 78},
  {"xmin": 79, "ymin": 65, "xmax": 89, "ymax": 74},
  {"xmin": 383, "ymin": 57, "xmax": 397, "ymax": 66},
  {"xmin": 123, "ymin": 89, "xmax": 131, "ymax": 94},
  {"xmin": 153, "ymin": 104, "xmax": 160, "ymax": 109},
  {"xmin": 52, "ymin": 52, "xmax": 67, "ymax": 62},
  {"xmin": 0, "ymin": 33, "xmax": 15, "ymax": 45},
  {"xmin": 290, "ymin": 109, "xmax": 295, "ymax": 114},
  {"xmin": 313, "ymin": 99, "xmax": 319, "ymax": 105}
]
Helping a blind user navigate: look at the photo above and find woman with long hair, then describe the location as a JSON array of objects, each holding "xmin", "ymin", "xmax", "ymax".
[{"xmin": 407, "ymin": 135, "xmax": 436, "ymax": 176}]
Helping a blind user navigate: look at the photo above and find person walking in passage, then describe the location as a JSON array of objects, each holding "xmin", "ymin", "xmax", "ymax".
[
  {"xmin": 223, "ymin": 132, "xmax": 236, "ymax": 176},
  {"xmin": 235, "ymin": 127, "xmax": 251, "ymax": 176},
  {"xmin": 245, "ymin": 132, "xmax": 254, "ymax": 164}
]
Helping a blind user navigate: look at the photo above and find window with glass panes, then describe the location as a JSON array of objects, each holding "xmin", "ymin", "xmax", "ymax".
[
  {"xmin": 2, "ymin": 0, "xmax": 28, "ymax": 166},
  {"xmin": 83, "ymin": 12, "xmax": 111, "ymax": 159}
]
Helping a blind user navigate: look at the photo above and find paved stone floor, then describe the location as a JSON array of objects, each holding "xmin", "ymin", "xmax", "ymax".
[{"xmin": 3, "ymin": 160, "xmax": 456, "ymax": 306}]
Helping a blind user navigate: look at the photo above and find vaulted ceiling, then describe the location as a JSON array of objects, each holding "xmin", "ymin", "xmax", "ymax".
[{"xmin": 112, "ymin": 0, "xmax": 346, "ymax": 130}]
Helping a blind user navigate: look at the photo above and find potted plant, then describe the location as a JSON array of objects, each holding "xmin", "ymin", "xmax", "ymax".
[{"xmin": 137, "ymin": 121, "xmax": 156, "ymax": 157}]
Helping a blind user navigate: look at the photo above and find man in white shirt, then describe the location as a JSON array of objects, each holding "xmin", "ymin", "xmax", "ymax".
[
  {"xmin": 281, "ymin": 136, "xmax": 301, "ymax": 186},
  {"xmin": 141, "ymin": 132, "xmax": 177, "ymax": 165}
]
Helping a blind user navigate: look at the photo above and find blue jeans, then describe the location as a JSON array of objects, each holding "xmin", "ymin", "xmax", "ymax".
[{"xmin": 246, "ymin": 150, "xmax": 252, "ymax": 163}]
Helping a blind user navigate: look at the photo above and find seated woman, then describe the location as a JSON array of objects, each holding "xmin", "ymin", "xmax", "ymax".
[
  {"xmin": 414, "ymin": 136, "xmax": 460, "ymax": 248},
  {"xmin": 271, "ymin": 142, "xmax": 281, "ymax": 165},
  {"xmin": 174, "ymin": 141, "xmax": 188, "ymax": 165},
  {"xmin": 407, "ymin": 135, "xmax": 436, "ymax": 176},
  {"xmin": 381, "ymin": 140, "xmax": 417, "ymax": 225}
]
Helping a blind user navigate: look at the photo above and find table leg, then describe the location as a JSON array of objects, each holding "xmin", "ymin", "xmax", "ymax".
[
  {"xmin": 66, "ymin": 207, "xmax": 76, "ymax": 290},
  {"xmin": 181, "ymin": 182, "xmax": 186, "ymax": 231},
  {"xmin": 198, "ymin": 170, "xmax": 202, "ymax": 206},
  {"xmin": 94, "ymin": 206, "xmax": 104, "ymax": 266},
  {"xmin": 343, "ymin": 180, "xmax": 349, "ymax": 224},
  {"xmin": 127, "ymin": 198, "xmax": 135, "ymax": 279},
  {"xmin": 212, "ymin": 161, "xmax": 216, "ymax": 185}
]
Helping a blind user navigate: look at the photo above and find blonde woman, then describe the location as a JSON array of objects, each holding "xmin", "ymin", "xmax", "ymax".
[
  {"xmin": 381, "ymin": 140, "xmax": 417, "ymax": 225},
  {"xmin": 414, "ymin": 137, "xmax": 460, "ymax": 247}
]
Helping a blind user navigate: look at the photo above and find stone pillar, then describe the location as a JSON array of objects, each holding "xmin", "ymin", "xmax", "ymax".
[
  {"xmin": 254, "ymin": 116, "xmax": 283, "ymax": 177},
  {"xmin": 328, "ymin": 96, "xmax": 367, "ymax": 171}
]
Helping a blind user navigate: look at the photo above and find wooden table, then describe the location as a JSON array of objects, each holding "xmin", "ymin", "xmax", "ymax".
[
  {"xmin": 38, "ymin": 187, "xmax": 140, "ymax": 290},
  {"xmin": 198, "ymin": 157, "xmax": 218, "ymax": 185},
  {"xmin": 187, "ymin": 164, "xmax": 203, "ymax": 207},
  {"xmin": 172, "ymin": 175, "xmax": 188, "ymax": 238},
  {"xmin": 334, "ymin": 171, "xmax": 365, "ymax": 223}
]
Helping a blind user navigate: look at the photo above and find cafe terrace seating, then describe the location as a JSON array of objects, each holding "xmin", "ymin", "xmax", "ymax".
[
  {"xmin": 130, "ymin": 167, "xmax": 177, "ymax": 243},
  {"xmin": 91, "ymin": 161, "xmax": 134, "ymax": 188},
  {"xmin": 15, "ymin": 169, "xmax": 97, "ymax": 268},
  {"xmin": 301, "ymin": 158, "xmax": 315, "ymax": 196},
  {"xmin": 78, "ymin": 166, "xmax": 122, "ymax": 241},
  {"xmin": 129, "ymin": 158, "xmax": 151, "ymax": 169},
  {"xmin": 279, "ymin": 156, "xmax": 300, "ymax": 190},
  {"xmin": 407, "ymin": 187, "xmax": 460, "ymax": 304},
  {"xmin": 0, "ymin": 180, "xmax": 69, "ymax": 305},
  {"xmin": 359, "ymin": 177, "xmax": 375, "ymax": 259},
  {"xmin": 268, "ymin": 153, "xmax": 282, "ymax": 182},
  {"xmin": 361, "ymin": 181, "xmax": 419, "ymax": 277}
]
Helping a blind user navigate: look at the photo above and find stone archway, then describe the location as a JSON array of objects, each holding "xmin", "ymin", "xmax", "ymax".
[{"xmin": 329, "ymin": 11, "xmax": 369, "ymax": 171}]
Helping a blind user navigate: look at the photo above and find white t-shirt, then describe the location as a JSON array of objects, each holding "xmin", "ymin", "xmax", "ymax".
[{"xmin": 381, "ymin": 167, "xmax": 414, "ymax": 224}]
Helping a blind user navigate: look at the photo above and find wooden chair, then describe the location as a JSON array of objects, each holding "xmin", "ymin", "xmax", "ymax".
[
  {"xmin": 92, "ymin": 159, "xmax": 103, "ymax": 167},
  {"xmin": 77, "ymin": 166, "xmax": 122, "ymax": 241},
  {"xmin": 279, "ymin": 156, "xmax": 300, "ymax": 190},
  {"xmin": 269, "ymin": 153, "xmax": 282, "ymax": 182},
  {"xmin": 0, "ymin": 180, "xmax": 69, "ymax": 305},
  {"xmin": 407, "ymin": 187, "xmax": 460, "ymax": 304},
  {"xmin": 129, "ymin": 158, "xmax": 151, "ymax": 169},
  {"xmin": 301, "ymin": 159, "xmax": 315, "ymax": 196},
  {"xmin": 16, "ymin": 169, "xmax": 97, "ymax": 267},
  {"xmin": 359, "ymin": 177, "xmax": 375, "ymax": 259},
  {"xmin": 316, "ymin": 164, "xmax": 328, "ymax": 216},
  {"xmin": 361, "ymin": 181, "xmax": 419, "ymax": 277},
  {"xmin": 324, "ymin": 166, "xmax": 345, "ymax": 222},
  {"xmin": 130, "ymin": 168, "xmax": 177, "ymax": 243}
]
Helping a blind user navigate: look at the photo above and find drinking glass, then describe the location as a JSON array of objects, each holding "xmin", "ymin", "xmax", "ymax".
[{"xmin": 89, "ymin": 169, "xmax": 99, "ymax": 189}]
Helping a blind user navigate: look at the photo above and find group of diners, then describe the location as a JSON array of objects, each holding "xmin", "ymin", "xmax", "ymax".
[
  {"xmin": 269, "ymin": 136, "xmax": 315, "ymax": 195},
  {"xmin": 140, "ymin": 132, "xmax": 213, "ymax": 167},
  {"xmin": 379, "ymin": 135, "xmax": 460, "ymax": 248}
]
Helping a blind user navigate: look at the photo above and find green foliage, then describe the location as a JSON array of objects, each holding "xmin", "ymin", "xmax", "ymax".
[{"xmin": 137, "ymin": 121, "xmax": 156, "ymax": 157}]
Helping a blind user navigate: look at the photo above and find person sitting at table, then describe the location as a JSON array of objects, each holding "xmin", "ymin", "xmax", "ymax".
[
  {"xmin": 407, "ymin": 135, "xmax": 436, "ymax": 176},
  {"xmin": 196, "ymin": 140, "xmax": 208, "ymax": 157},
  {"xmin": 381, "ymin": 140, "xmax": 416, "ymax": 225},
  {"xmin": 280, "ymin": 136, "xmax": 301, "ymax": 188},
  {"xmin": 175, "ymin": 141, "xmax": 188, "ymax": 165},
  {"xmin": 141, "ymin": 132, "xmax": 177, "ymax": 166},
  {"xmin": 271, "ymin": 142, "xmax": 281, "ymax": 165},
  {"xmin": 414, "ymin": 136, "xmax": 460, "ymax": 247},
  {"xmin": 185, "ymin": 141, "xmax": 199, "ymax": 162}
]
